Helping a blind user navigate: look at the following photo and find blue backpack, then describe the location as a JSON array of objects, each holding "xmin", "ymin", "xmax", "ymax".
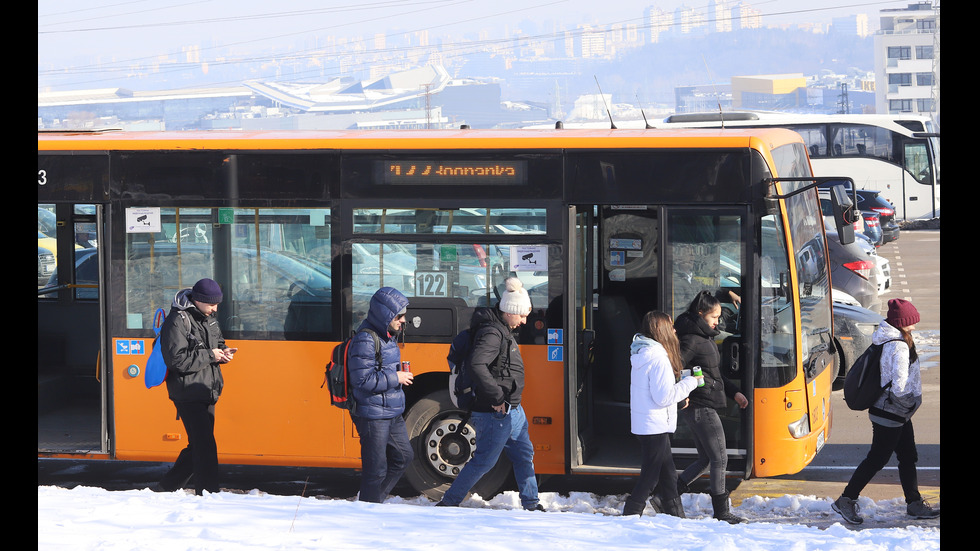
[{"xmin": 144, "ymin": 308, "xmax": 190, "ymax": 389}]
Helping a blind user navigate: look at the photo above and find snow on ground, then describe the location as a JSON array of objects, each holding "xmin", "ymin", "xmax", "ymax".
[{"xmin": 38, "ymin": 486, "xmax": 939, "ymax": 550}]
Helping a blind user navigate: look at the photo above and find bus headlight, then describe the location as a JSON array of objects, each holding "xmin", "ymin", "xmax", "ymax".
[{"xmin": 788, "ymin": 414, "xmax": 810, "ymax": 438}]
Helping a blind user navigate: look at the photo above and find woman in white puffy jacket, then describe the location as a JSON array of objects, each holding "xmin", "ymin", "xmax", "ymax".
[{"xmin": 623, "ymin": 311, "xmax": 701, "ymax": 517}]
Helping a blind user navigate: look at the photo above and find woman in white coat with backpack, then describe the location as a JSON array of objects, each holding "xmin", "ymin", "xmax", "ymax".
[
  {"xmin": 623, "ymin": 311, "xmax": 702, "ymax": 517},
  {"xmin": 832, "ymin": 299, "xmax": 940, "ymax": 524}
]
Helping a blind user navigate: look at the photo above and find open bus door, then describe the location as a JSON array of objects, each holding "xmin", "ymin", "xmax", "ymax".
[
  {"xmin": 38, "ymin": 202, "xmax": 109, "ymax": 456},
  {"xmin": 568, "ymin": 204, "xmax": 750, "ymax": 486}
]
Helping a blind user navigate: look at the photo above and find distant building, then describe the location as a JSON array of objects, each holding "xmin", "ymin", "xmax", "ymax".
[
  {"xmin": 873, "ymin": 2, "xmax": 939, "ymax": 118},
  {"xmin": 731, "ymin": 74, "xmax": 807, "ymax": 110},
  {"xmin": 644, "ymin": 7, "xmax": 673, "ymax": 43},
  {"xmin": 37, "ymin": 86, "xmax": 259, "ymax": 130},
  {"xmin": 674, "ymin": 84, "xmax": 733, "ymax": 113},
  {"xmin": 831, "ymin": 14, "xmax": 871, "ymax": 38},
  {"xmin": 709, "ymin": 0, "xmax": 734, "ymax": 33}
]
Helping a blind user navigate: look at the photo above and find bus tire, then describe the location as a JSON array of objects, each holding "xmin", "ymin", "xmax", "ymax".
[{"xmin": 404, "ymin": 389, "xmax": 511, "ymax": 501}]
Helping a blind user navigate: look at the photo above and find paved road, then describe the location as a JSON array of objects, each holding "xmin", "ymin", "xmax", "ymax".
[{"xmin": 734, "ymin": 229, "xmax": 940, "ymax": 527}]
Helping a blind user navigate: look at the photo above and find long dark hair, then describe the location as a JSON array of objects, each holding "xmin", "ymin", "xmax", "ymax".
[
  {"xmin": 640, "ymin": 311, "xmax": 684, "ymax": 379},
  {"xmin": 686, "ymin": 290, "xmax": 720, "ymax": 317},
  {"xmin": 898, "ymin": 326, "xmax": 918, "ymax": 364}
]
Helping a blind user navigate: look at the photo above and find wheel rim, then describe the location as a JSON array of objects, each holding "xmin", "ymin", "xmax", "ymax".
[{"xmin": 422, "ymin": 417, "xmax": 476, "ymax": 477}]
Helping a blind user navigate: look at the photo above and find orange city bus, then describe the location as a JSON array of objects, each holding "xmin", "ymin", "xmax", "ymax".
[{"xmin": 38, "ymin": 128, "xmax": 843, "ymax": 498}]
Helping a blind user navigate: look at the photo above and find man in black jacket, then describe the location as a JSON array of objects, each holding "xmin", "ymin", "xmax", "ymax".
[
  {"xmin": 157, "ymin": 278, "xmax": 237, "ymax": 495},
  {"xmin": 438, "ymin": 277, "xmax": 542, "ymax": 511}
]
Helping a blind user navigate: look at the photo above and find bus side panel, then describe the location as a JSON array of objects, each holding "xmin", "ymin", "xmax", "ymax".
[
  {"xmin": 752, "ymin": 366, "xmax": 833, "ymax": 477},
  {"xmin": 112, "ymin": 340, "xmax": 568, "ymax": 471},
  {"xmin": 517, "ymin": 345, "xmax": 566, "ymax": 475},
  {"xmin": 112, "ymin": 339, "xmax": 361, "ymax": 467}
]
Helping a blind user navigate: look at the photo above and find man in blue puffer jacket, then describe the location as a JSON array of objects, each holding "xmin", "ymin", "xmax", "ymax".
[{"xmin": 349, "ymin": 287, "xmax": 414, "ymax": 503}]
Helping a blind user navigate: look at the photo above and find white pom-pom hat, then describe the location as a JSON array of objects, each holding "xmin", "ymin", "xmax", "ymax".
[{"xmin": 499, "ymin": 277, "xmax": 532, "ymax": 315}]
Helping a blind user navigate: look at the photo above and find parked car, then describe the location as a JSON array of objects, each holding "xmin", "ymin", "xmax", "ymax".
[
  {"xmin": 860, "ymin": 211, "xmax": 883, "ymax": 247},
  {"xmin": 856, "ymin": 189, "xmax": 900, "ymax": 244},
  {"xmin": 825, "ymin": 230, "xmax": 881, "ymax": 312},
  {"xmin": 831, "ymin": 301, "xmax": 883, "ymax": 389},
  {"xmin": 51, "ymin": 244, "xmax": 339, "ymax": 336},
  {"xmin": 819, "ymin": 191, "xmax": 883, "ymax": 246},
  {"xmin": 38, "ymin": 246, "xmax": 55, "ymax": 286}
]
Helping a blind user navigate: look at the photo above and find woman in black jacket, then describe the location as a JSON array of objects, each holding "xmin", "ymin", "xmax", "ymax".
[{"xmin": 673, "ymin": 291, "xmax": 748, "ymax": 523}]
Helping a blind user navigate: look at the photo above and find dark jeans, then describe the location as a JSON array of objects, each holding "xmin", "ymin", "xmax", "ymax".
[
  {"xmin": 679, "ymin": 406, "xmax": 728, "ymax": 496},
  {"xmin": 160, "ymin": 401, "xmax": 218, "ymax": 495},
  {"xmin": 627, "ymin": 433, "xmax": 678, "ymax": 506},
  {"xmin": 351, "ymin": 414, "xmax": 414, "ymax": 503},
  {"xmin": 843, "ymin": 420, "xmax": 921, "ymax": 503}
]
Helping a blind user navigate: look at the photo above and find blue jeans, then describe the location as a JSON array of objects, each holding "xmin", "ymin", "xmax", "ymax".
[
  {"xmin": 351, "ymin": 414, "xmax": 414, "ymax": 503},
  {"xmin": 679, "ymin": 406, "xmax": 728, "ymax": 496},
  {"xmin": 441, "ymin": 404, "xmax": 539, "ymax": 509}
]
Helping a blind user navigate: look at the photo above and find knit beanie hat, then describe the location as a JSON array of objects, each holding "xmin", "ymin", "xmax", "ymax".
[
  {"xmin": 885, "ymin": 298, "xmax": 919, "ymax": 328},
  {"xmin": 498, "ymin": 277, "xmax": 532, "ymax": 315},
  {"xmin": 191, "ymin": 278, "xmax": 223, "ymax": 304}
]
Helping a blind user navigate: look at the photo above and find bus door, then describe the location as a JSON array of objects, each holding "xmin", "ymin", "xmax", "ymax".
[
  {"xmin": 38, "ymin": 202, "xmax": 108, "ymax": 455},
  {"xmin": 663, "ymin": 209, "xmax": 750, "ymax": 480},
  {"xmin": 569, "ymin": 205, "xmax": 659, "ymax": 471},
  {"xmin": 568, "ymin": 205, "xmax": 749, "ymax": 480}
]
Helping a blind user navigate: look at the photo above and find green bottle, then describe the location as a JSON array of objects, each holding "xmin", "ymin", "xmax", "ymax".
[{"xmin": 693, "ymin": 366, "xmax": 705, "ymax": 387}]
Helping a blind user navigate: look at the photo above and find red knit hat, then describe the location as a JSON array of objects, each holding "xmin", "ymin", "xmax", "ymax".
[{"xmin": 885, "ymin": 299, "xmax": 919, "ymax": 328}]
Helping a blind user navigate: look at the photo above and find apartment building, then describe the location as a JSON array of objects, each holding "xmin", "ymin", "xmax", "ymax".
[{"xmin": 874, "ymin": 2, "xmax": 939, "ymax": 118}]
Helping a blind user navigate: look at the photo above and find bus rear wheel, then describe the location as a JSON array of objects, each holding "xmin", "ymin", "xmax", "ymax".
[{"xmin": 403, "ymin": 390, "xmax": 511, "ymax": 501}]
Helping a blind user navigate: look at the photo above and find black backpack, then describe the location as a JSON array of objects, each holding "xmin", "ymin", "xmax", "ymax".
[
  {"xmin": 448, "ymin": 329, "xmax": 476, "ymax": 409},
  {"xmin": 843, "ymin": 338, "xmax": 902, "ymax": 411},
  {"xmin": 323, "ymin": 328, "xmax": 380, "ymax": 410},
  {"xmin": 447, "ymin": 322, "xmax": 508, "ymax": 410}
]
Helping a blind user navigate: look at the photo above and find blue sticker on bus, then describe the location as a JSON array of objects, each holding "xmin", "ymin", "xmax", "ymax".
[
  {"xmin": 547, "ymin": 329, "xmax": 563, "ymax": 344},
  {"xmin": 116, "ymin": 340, "xmax": 146, "ymax": 355},
  {"xmin": 548, "ymin": 345, "xmax": 563, "ymax": 362}
]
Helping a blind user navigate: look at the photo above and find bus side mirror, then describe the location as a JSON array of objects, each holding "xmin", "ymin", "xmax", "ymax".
[{"xmin": 829, "ymin": 185, "xmax": 855, "ymax": 245}]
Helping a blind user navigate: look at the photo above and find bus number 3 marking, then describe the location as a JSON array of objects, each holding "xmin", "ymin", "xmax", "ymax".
[
  {"xmin": 38, "ymin": 169, "xmax": 47, "ymax": 185},
  {"xmin": 417, "ymin": 273, "xmax": 446, "ymax": 297}
]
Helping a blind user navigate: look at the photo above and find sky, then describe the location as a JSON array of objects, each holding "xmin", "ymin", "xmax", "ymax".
[
  {"xmin": 38, "ymin": 484, "xmax": 941, "ymax": 550},
  {"xmin": 37, "ymin": 0, "xmax": 917, "ymax": 91}
]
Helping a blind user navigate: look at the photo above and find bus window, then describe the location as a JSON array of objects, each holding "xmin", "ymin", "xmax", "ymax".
[
  {"xmin": 829, "ymin": 124, "xmax": 893, "ymax": 162},
  {"xmin": 758, "ymin": 214, "xmax": 796, "ymax": 387},
  {"xmin": 353, "ymin": 207, "xmax": 546, "ymax": 235},
  {"xmin": 666, "ymin": 213, "xmax": 744, "ymax": 329},
  {"xmin": 349, "ymin": 241, "xmax": 550, "ymax": 331},
  {"xmin": 38, "ymin": 204, "xmax": 57, "ymax": 291},
  {"xmin": 123, "ymin": 207, "xmax": 333, "ymax": 338},
  {"xmin": 904, "ymin": 142, "xmax": 932, "ymax": 184}
]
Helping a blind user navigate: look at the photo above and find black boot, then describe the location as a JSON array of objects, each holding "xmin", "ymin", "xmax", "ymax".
[
  {"xmin": 622, "ymin": 497, "xmax": 647, "ymax": 516},
  {"xmin": 676, "ymin": 476, "xmax": 690, "ymax": 495},
  {"xmin": 648, "ymin": 493, "xmax": 663, "ymax": 513},
  {"xmin": 711, "ymin": 492, "xmax": 745, "ymax": 524},
  {"xmin": 660, "ymin": 496, "xmax": 686, "ymax": 518}
]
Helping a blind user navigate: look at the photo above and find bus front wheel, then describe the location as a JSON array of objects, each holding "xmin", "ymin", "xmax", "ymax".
[{"xmin": 403, "ymin": 390, "xmax": 511, "ymax": 501}]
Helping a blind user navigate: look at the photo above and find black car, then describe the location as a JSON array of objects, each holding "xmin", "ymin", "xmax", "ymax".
[
  {"xmin": 856, "ymin": 189, "xmax": 900, "ymax": 244},
  {"xmin": 831, "ymin": 301, "xmax": 883, "ymax": 389}
]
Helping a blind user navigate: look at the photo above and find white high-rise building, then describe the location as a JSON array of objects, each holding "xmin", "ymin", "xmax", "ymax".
[{"xmin": 874, "ymin": 2, "xmax": 939, "ymax": 118}]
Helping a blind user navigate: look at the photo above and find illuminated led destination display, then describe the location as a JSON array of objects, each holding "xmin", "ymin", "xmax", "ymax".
[{"xmin": 379, "ymin": 160, "xmax": 528, "ymax": 185}]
